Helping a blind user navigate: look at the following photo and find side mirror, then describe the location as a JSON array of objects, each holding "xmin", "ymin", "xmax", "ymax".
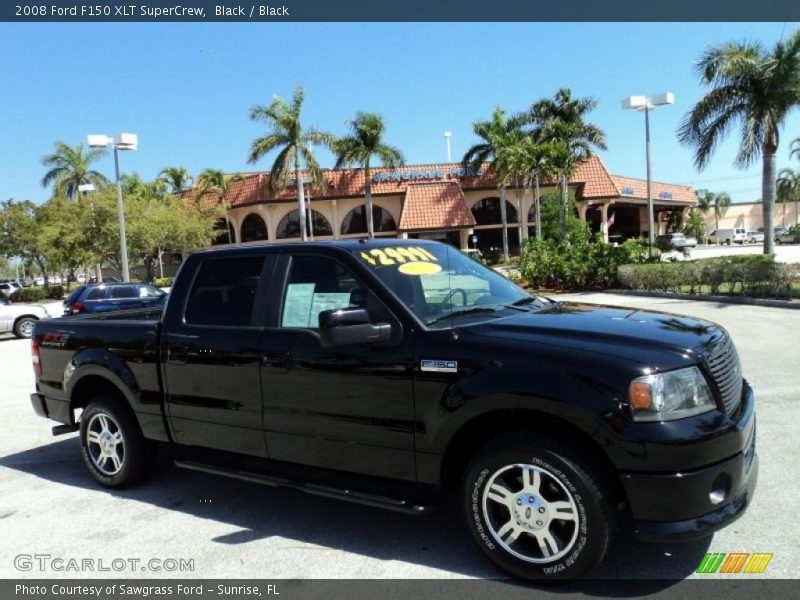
[{"xmin": 318, "ymin": 308, "xmax": 391, "ymax": 348}]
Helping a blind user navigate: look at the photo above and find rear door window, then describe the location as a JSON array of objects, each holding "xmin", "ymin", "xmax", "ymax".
[
  {"xmin": 85, "ymin": 287, "xmax": 107, "ymax": 300},
  {"xmin": 110, "ymin": 286, "xmax": 137, "ymax": 299},
  {"xmin": 185, "ymin": 257, "xmax": 265, "ymax": 327}
]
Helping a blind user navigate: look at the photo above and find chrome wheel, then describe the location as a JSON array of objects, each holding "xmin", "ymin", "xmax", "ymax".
[
  {"xmin": 17, "ymin": 318, "xmax": 35, "ymax": 338},
  {"xmin": 481, "ymin": 463, "xmax": 579, "ymax": 563},
  {"xmin": 86, "ymin": 413, "xmax": 124, "ymax": 476}
]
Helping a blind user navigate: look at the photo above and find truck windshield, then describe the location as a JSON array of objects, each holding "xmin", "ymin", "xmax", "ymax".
[{"xmin": 353, "ymin": 243, "xmax": 537, "ymax": 326}]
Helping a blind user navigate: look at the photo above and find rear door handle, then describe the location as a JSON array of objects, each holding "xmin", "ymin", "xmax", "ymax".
[{"xmin": 168, "ymin": 344, "xmax": 190, "ymax": 363}]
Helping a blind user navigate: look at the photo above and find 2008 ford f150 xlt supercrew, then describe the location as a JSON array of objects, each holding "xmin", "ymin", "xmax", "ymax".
[{"xmin": 29, "ymin": 240, "xmax": 757, "ymax": 580}]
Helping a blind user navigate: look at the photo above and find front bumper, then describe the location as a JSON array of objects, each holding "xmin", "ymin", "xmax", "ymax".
[{"xmin": 621, "ymin": 383, "xmax": 757, "ymax": 542}]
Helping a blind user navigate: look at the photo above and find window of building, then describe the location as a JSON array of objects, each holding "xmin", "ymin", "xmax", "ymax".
[
  {"xmin": 340, "ymin": 205, "xmax": 397, "ymax": 235},
  {"xmin": 184, "ymin": 257, "xmax": 265, "ymax": 327},
  {"xmin": 240, "ymin": 213, "xmax": 269, "ymax": 242},
  {"xmin": 471, "ymin": 197, "xmax": 519, "ymax": 225},
  {"xmin": 276, "ymin": 209, "xmax": 333, "ymax": 239}
]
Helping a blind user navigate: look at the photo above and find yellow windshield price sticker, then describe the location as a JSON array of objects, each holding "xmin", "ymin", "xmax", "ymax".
[
  {"xmin": 398, "ymin": 261, "xmax": 442, "ymax": 275},
  {"xmin": 359, "ymin": 246, "xmax": 438, "ymax": 267}
]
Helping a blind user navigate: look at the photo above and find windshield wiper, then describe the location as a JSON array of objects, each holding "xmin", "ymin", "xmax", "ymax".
[
  {"xmin": 511, "ymin": 296, "xmax": 538, "ymax": 306},
  {"xmin": 426, "ymin": 306, "xmax": 501, "ymax": 326}
]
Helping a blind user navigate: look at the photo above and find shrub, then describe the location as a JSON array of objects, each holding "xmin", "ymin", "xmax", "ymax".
[
  {"xmin": 15, "ymin": 287, "xmax": 47, "ymax": 302},
  {"xmin": 45, "ymin": 285, "xmax": 66, "ymax": 299},
  {"xmin": 618, "ymin": 255, "xmax": 796, "ymax": 299},
  {"xmin": 519, "ymin": 225, "xmax": 651, "ymax": 290},
  {"xmin": 154, "ymin": 277, "xmax": 174, "ymax": 288}
]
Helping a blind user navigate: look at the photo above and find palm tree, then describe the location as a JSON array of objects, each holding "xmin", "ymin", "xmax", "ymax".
[
  {"xmin": 333, "ymin": 112, "xmax": 405, "ymax": 239},
  {"xmin": 463, "ymin": 107, "xmax": 526, "ymax": 259},
  {"xmin": 678, "ymin": 31, "xmax": 800, "ymax": 254},
  {"xmin": 696, "ymin": 189, "xmax": 731, "ymax": 232},
  {"xmin": 41, "ymin": 141, "xmax": 109, "ymax": 199},
  {"xmin": 247, "ymin": 86, "xmax": 335, "ymax": 242},
  {"xmin": 158, "ymin": 167, "xmax": 193, "ymax": 193},
  {"xmin": 777, "ymin": 168, "xmax": 800, "ymax": 228},
  {"xmin": 529, "ymin": 89, "xmax": 607, "ymax": 241},
  {"xmin": 791, "ymin": 138, "xmax": 800, "ymax": 161},
  {"xmin": 196, "ymin": 168, "xmax": 243, "ymax": 244}
]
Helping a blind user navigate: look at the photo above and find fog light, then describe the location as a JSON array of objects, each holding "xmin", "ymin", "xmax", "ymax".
[{"xmin": 709, "ymin": 472, "xmax": 731, "ymax": 505}]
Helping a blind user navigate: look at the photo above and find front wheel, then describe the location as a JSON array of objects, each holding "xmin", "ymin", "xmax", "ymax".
[
  {"xmin": 79, "ymin": 395, "xmax": 153, "ymax": 488},
  {"xmin": 462, "ymin": 433, "xmax": 614, "ymax": 580}
]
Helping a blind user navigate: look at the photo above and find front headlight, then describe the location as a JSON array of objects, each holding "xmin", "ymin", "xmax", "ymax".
[{"xmin": 629, "ymin": 366, "xmax": 715, "ymax": 421}]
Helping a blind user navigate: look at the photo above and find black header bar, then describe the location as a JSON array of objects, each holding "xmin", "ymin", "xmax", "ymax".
[{"xmin": 3, "ymin": 1, "xmax": 800, "ymax": 22}]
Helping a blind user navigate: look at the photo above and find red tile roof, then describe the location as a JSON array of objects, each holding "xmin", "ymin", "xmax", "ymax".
[
  {"xmin": 610, "ymin": 175, "xmax": 697, "ymax": 204},
  {"xmin": 182, "ymin": 156, "xmax": 632, "ymax": 208},
  {"xmin": 398, "ymin": 183, "xmax": 477, "ymax": 231}
]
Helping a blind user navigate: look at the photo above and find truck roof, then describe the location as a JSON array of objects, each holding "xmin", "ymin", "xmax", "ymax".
[{"xmin": 196, "ymin": 238, "xmax": 442, "ymax": 255}]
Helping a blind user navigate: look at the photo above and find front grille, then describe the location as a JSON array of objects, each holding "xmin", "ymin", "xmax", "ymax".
[{"xmin": 706, "ymin": 336, "xmax": 743, "ymax": 415}]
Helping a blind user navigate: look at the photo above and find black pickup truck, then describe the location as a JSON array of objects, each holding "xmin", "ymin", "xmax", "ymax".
[{"xmin": 29, "ymin": 240, "xmax": 757, "ymax": 580}]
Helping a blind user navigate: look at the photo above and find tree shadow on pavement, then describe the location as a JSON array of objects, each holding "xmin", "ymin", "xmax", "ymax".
[{"xmin": 0, "ymin": 437, "xmax": 710, "ymax": 593}]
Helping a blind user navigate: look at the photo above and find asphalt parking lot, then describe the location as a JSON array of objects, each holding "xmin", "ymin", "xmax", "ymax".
[{"xmin": 0, "ymin": 294, "xmax": 796, "ymax": 582}]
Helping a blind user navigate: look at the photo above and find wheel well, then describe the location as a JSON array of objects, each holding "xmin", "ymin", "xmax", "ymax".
[
  {"xmin": 439, "ymin": 409, "xmax": 625, "ymax": 502},
  {"xmin": 70, "ymin": 375, "xmax": 128, "ymax": 424}
]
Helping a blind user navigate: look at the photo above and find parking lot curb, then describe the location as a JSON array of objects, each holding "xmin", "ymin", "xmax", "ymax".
[{"xmin": 605, "ymin": 289, "xmax": 800, "ymax": 310}]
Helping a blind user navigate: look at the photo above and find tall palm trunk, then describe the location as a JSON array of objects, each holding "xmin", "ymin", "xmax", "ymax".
[
  {"xmin": 762, "ymin": 147, "xmax": 776, "ymax": 254},
  {"xmin": 295, "ymin": 156, "xmax": 308, "ymax": 242},
  {"xmin": 364, "ymin": 161, "xmax": 374, "ymax": 239},
  {"xmin": 534, "ymin": 174, "xmax": 542, "ymax": 240},
  {"xmin": 499, "ymin": 184, "xmax": 509, "ymax": 260},
  {"xmin": 559, "ymin": 174, "xmax": 569, "ymax": 242}
]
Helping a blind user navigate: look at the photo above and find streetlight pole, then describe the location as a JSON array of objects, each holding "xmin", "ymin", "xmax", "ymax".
[
  {"xmin": 621, "ymin": 93, "xmax": 674, "ymax": 255},
  {"xmin": 444, "ymin": 131, "xmax": 452, "ymax": 162},
  {"xmin": 644, "ymin": 104, "xmax": 654, "ymax": 251},
  {"xmin": 88, "ymin": 133, "xmax": 137, "ymax": 282},
  {"xmin": 113, "ymin": 146, "xmax": 130, "ymax": 282}
]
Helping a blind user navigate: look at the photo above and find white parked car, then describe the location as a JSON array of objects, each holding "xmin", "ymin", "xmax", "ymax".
[
  {"xmin": 0, "ymin": 297, "xmax": 49, "ymax": 338},
  {"xmin": 32, "ymin": 277, "xmax": 45, "ymax": 286},
  {"xmin": 748, "ymin": 231, "xmax": 765, "ymax": 244},
  {"xmin": 708, "ymin": 228, "xmax": 748, "ymax": 245}
]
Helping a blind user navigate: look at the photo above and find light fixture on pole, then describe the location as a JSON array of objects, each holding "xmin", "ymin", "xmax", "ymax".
[
  {"xmin": 444, "ymin": 131, "xmax": 452, "ymax": 162},
  {"xmin": 621, "ymin": 93, "xmax": 674, "ymax": 253},
  {"xmin": 87, "ymin": 133, "xmax": 138, "ymax": 282}
]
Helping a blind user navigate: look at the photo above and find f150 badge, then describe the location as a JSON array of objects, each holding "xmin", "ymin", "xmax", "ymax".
[{"xmin": 420, "ymin": 359, "xmax": 458, "ymax": 373}]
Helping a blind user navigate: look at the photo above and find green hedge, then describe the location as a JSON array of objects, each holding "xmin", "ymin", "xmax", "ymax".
[
  {"xmin": 15, "ymin": 287, "xmax": 48, "ymax": 302},
  {"xmin": 618, "ymin": 255, "xmax": 796, "ymax": 299},
  {"xmin": 153, "ymin": 277, "xmax": 174, "ymax": 288}
]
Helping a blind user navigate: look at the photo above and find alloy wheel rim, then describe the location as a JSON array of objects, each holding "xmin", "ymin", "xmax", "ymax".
[
  {"xmin": 86, "ymin": 413, "xmax": 124, "ymax": 476},
  {"xmin": 19, "ymin": 320, "xmax": 34, "ymax": 337},
  {"xmin": 481, "ymin": 463, "xmax": 579, "ymax": 563}
]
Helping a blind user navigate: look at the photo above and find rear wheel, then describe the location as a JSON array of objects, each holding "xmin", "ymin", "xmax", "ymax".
[
  {"xmin": 462, "ymin": 433, "xmax": 614, "ymax": 580},
  {"xmin": 79, "ymin": 395, "xmax": 153, "ymax": 488},
  {"xmin": 13, "ymin": 316, "xmax": 37, "ymax": 339}
]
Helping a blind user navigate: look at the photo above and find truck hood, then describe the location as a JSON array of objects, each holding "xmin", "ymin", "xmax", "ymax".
[{"xmin": 466, "ymin": 302, "xmax": 725, "ymax": 367}]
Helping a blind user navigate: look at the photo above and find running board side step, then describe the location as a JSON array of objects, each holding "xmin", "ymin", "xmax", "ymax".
[{"xmin": 174, "ymin": 459, "xmax": 431, "ymax": 516}]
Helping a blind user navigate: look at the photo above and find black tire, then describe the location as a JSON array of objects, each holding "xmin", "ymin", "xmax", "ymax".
[
  {"xmin": 462, "ymin": 432, "xmax": 614, "ymax": 581},
  {"xmin": 79, "ymin": 395, "xmax": 153, "ymax": 488},
  {"xmin": 13, "ymin": 316, "xmax": 37, "ymax": 339}
]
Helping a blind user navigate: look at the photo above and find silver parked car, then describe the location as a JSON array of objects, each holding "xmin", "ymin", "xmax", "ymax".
[
  {"xmin": 748, "ymin": 231, "xmax": 765, "ymax": 244},
  {"xmin": 0, "ymin": 297, "xmax": 49, "ymax": 338}
]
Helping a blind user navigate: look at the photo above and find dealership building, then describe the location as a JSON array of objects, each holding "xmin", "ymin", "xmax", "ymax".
[{"xmin": 188, "ymin": 157, "xmax": 698, "ymax": 254}]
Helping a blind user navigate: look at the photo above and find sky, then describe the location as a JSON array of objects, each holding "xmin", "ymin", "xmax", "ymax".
[{"xmin": 1, "ymin": 22, "xmax": 799, "ymax": 205}]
